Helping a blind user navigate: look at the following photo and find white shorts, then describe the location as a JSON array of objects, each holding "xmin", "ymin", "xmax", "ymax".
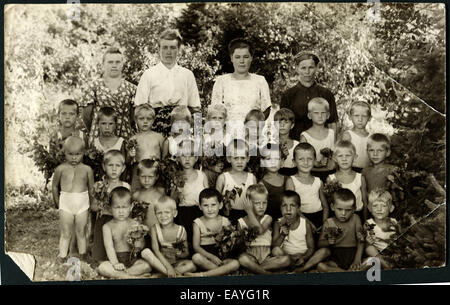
[{"xmin": 59, "ymin": 191, "xmax": 89, "ymax": 216}]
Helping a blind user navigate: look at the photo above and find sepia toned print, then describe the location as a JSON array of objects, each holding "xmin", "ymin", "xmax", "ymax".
[{"xmin": 4, "ymin": 2, "xmax": 445, "ymax": 282}]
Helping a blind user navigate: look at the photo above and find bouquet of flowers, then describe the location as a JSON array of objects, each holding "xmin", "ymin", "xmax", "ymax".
[
  {"xmin": 324, "ymin": 226, "xmax": 344, "ymax": 243},
  {"xmin": 214, "ymin": 225, "xmax": 259, "ymax": 259},
  {"xmin": 131, "ymin": 200, "xmax": 150, "ymax": 223},
  {"xmin": 357, "ymin": 222, "xmax": 376, "ymax": 243},
  {"xmin": 320, "ymin": 148, "xmax": 333, "ymax": 159},
  {"xmin": 92, "ymin": 177, "xmax": 109, "ymax": 217},
  {"xmin": 323, "ymin": 179, "xmax": 342, "ymax": 205},
  {"xmin": 125, "ymin": 224, "xmax": 149, "ymax": 259},
  {"xmin": 125, "ymin": 138, "xmax": 138, "ymax": 164},
  {"xmin": 159, "ymin": 156, "xmax": 185, "ymax": 194},
  {"xmin": 84, "ymin": 147, "xmax": 104, "ymax": 181},
  {"xmin": 222, "ymin": 187, "xmax": 243, "ymax": 216},
  {"xmin": 31, "ymin": 140, "xmax": 65, "ymax": 187}
]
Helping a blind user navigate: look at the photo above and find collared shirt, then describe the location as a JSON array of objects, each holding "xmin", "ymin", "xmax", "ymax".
[
  {"xmin": 281, "ymin": 82, "xmax": 337, "ymax": 140},
  {"xmin": 134, "ymin": 62, "xmax": 201, "ymax": 109}
]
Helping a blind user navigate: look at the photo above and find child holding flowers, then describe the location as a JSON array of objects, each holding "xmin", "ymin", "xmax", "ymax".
[
  {"xmin": 128, "ymin": 104, "xmax": 165, "ymax": 191},
  {"xmin": 52, "ymin": 136, "xmax": 94, "ymax": 262},
  {"xmin": 97, "ymin": 186, "xmax": 151, "ymax": 279},
  {"xmin": 132, "ymin": 159, "xmax": 165, "ymax": 229},
  {"xmin": 271, "ymin": 191, "xmax": 314, "ymax": 271},
  {"xmin": 363, "ymin": 189, "xmax": 400, "ymax": 269},
  {"xmin": 285, "ymin": 143, "xmax": 329, "ymax": 231},
  {"xmin": 216, "ymin": 139, "xmax": 257, "ymax": 224},
  {"xmin": 238, "ymin": 185, "xmax": 291, "ymax": 274},
  {"xmin": 141, "ymin": 196, "xmax": 196, "ymax": 277},
  {"xmin": 186, "ymin": 188, "xmax": 240, "ymax": 277},
  {"xmin": 299, "ymin": 97, "xmax": 336, "ymax": 181},
  {"xmin": 327, "ymin": 140, "xmax": 368, "ymax": 221},
  {"xmin": 274, "ymin": 108, "xmax": 299, "ymax": 177},
  {"xmin": 91, "ymin": 150, "xmax": 130, "ymax": 262}
]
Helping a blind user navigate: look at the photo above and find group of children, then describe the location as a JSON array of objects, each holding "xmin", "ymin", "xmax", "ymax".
[{"xmin": 50, "ymin": 96, "xmax": 400, "ymax": 278}]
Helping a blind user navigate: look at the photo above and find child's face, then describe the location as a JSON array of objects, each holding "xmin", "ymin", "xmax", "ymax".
[
  {"xmin": 139, "ymin": 167, "xmax": 158, "ymax": 189},
  {"xmin": 103, "ymin": 156, "xmax": 125, "ymax": 180},
  {"xmin": 199, "ymin": 197, "xmax": 222, "ymax": 219},
  {"xmin": 367, "ymin": 141, "xmax": 390, "ymax": 165},
  {"xmin": 59, "ymin": 104, "xmax": 78, "ymax": 129},
  {"xmin": 332, "ymin": 198, "xmax": 355, "ymax": 223},
  {"xmin": 369, "ymin": 200, "xmax": 391, "ymax": 221},
  {"xmin": 155, "ymin": 205, "xmax": 176, "ymax": 226},
  {"xmin": 351, "ymin": 106, "xmax": 370, "ymax": 130},
  {"xmin": 308, "ymin": 105, "xmax": 329, "ymax": 125},
  {"xmin": 278, "ymin": 119, "xmax": 294, "ymax": 136},
  {"xmin": 208, "ymin": 111, "xmax": 226, "ymax": 128},
  {"xmin": 179, "ymin": 155, "xmax": 198, "ymax": 170},
  {"xmin": 333, "ymin": 147, "xmax": 355, "ymax": 170},
  {"xmin": 280, "ymin": 197, "xmax": 300, "ymax": 221},
  {"xmin": 263, "ymin": 154, "xmax": 282, "ymax": 172},
  {"xmin": 212, "ymin": 161, "xmax": 225, "ymax": 174},
  {"xmin": 136, "ymin": 110, "xmax": 154, "ymax": 132},
  {"xmin": 111, "ymin": 195, "xmax": 132, "ymax": 221},
  {"xmin": 294, "ymin": 149, "xmax": 315, "ymax": 174},
  {"xmin": 64, "ymin": 144, "xmax": 84, "ymax": 166},
  {"xmin": 227, "ymin": 154, "xmax": 249, "ymax": 172},
  {"xmin": 250, "ymin": 193, "xmax": 268, "ymax": 217},
  {"xmin": 98, "ymin": 115, "xmax": 116, "ymax": 137}
]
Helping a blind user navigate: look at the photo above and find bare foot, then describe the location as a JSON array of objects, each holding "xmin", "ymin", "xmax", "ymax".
[{"xmin": 185, "ymin": 272, "xmax": 205, "ymax": 277}]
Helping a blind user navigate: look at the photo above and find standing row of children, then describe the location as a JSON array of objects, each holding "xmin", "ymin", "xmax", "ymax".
[{"xmin": 50, "ymin": 96, "xmax": 399, "ymax": 278}]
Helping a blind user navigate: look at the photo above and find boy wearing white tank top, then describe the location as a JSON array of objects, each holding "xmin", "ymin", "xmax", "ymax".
[{"xmin": 340, "ymin": 101, "xmax": 371, "ymax": 172}]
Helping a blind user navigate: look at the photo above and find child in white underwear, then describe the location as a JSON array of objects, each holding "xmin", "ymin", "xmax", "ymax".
[{"xmin": 52, "ymin": 136, "xmax": 94, "ymax": 262}]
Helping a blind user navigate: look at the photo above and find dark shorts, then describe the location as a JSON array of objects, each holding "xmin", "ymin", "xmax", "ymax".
[
  {"xmin": 202, "ymin": 244, "xmax": 221, "ymax": 258},
  {"xmin": 330, "ymin": 247, "xmax": 357, "ymax": 270},
  {"xmin": 302, "ymin": 210, "xmax": 323, "ymax": 232},
  {"xmin": 116, "ymin": 251, "xmax": 138, "ymax": 269}
]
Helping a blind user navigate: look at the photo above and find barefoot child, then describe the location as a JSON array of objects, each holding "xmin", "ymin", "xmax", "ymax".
[
  {"xmin": 300, "ymin": 188, "xmax": 364, "ymax": 272},
  {"xmin": 300, "ymin": 97, "xmax": 336, "ymax": 181},
  {"xmin": 132, "ymin": 159, "xmax": 165, "ymax": 229},
  {"xmin": 52, "ymin": 136, "xmax": 94, "ymax": 262},
  {"xmin": 274, "ymin": 108, "xmax": 299, "ymax": 176},
  {"xmin": 238, "ymin": 185, "xmax": 291, "ymax": 274},
  {"xmin": 216, "ymin": 139, "xmax": 257, "ymax": 224},
  {"xmin": 285, "ymin": 143, "xmax": 329, "ymax": 231},
  {"xmin": 91, "ymin": 150, "xmax": 130, "ymax": 262},
  {"xmin": 186, "ymin": 188, "xmax": 240, "ymax": 277},
  {"xmin": 341, "ymin": 100, "xmax": 371, "ymax": 172},
  {"xmin": 327, "ymin": 140, "xmax": 368, "ymax": 221},
  {"xmin": 97, "ymin": 186, "xmax": 151, "ymax": 278},
  {"xmin": 362, "ymin": 133, "xmax": 397, "ymax": 193},
  {"xmin": 271, "ymin": 191, "xmax": 314, "ymax": 271},
  {"xmin": 363, "ymin": 189, "xmax": 400, "ymax": 269},
  {"xmin": 141, "ymin": 196, "xmax": 196, "ymax": 277},
  {"xmin": 129, "ymin": 104, "xmax": 165, "ymax": 191}
]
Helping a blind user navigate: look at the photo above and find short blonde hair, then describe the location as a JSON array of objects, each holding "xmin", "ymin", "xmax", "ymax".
[
  {"xmin": 170, "ymin": 105, "xmax": 192, "ymax": 125},
  {"xmin": 334, "ymin": 140, "xmax": 356, "ymax": 155},
  {"xmin": 307, "ymin": 97, "xmax": 329, "ymax": 112},
  {"xmin": 134, "ymin": 104, "xmax": 156, "ymax": 121},
  {"xmin": 247, "ymin": 184, "xmax": 268, "ymax": 200},
  {"xmin": 349, "ymin": 100, "xmax": 371, "ymax": 117},
  {"xmin": 63, "ymin": 136, "xmax": 85, "ymax": 151},
  {"xmin": 368, "ymin": 189, "xmax": 393, "ymax": 206},
  {"xmin": 206, "ymin": 104, "xmax": 228, "ymax": 121},
  {"xmin": 154, "ymin": 195, "xmax": 177, "ymax": 212},
  {"xmin": 103, "ymin": 150, "xmax": 125, "ymax": 165}
]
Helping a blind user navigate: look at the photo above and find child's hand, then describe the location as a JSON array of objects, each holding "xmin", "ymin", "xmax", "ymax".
[
  {"xmin": 328, "ymin": 236, "xmax": 336, "ymax": 245},
  {"xmin": 129, "ymin": 147, "xmax": 136, "ymax": 158},
  {"xmin": 366, "ymin": 234, "xmax": 376, "ymax": 245},
  {"xmin": 167, "ymin": 266, "xmax": 177, "ymax": 278},
  {"xmin": 319, "ymin": 157, "xmax": 328, "ymax": 168},
  {"xmin": 113, "ymin": 263, "xmax": 126, "ymax": 271},
  {"xmin": 242, "ymin": 196, "xmax": 253, "ymax": 214},
  {"xmin": 209, "ymin": 255, "xmax": 223, "ymax": 266},
  {"xmin": 349, "ymin": 261, "xmax": 361, "ymax": 271}
]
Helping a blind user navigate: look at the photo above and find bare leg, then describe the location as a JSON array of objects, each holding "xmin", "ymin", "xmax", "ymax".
[
  {"xmin": 365, "ymin": 246, "xmax": 393, "ymax": 269},
  {"xmin": 271, "ymin": 246, "xmax": 285, "ymax": 257},
  {"xmin": 186, "ymin": 258, "xmax": 239, "ymax": 277},
  {"xmin": 97, "ymin": 261, "xmax": 131, "ymax": 279},
  {"xmin": 190, "ymin": 253, "xmax": 219, "ymax": 271},
  {"xmin": 295, "ymin": 248, "xmax": 331, "ymax": 272},
  {"xmin": 141, "ymin": 248, "xmax": 168, "ymax": 275},
  {"xmin": 239, "ymin": 254, "xmax": 271, "ymax": 275},
  {"xmin": 59, "ymin": 210, "xmax": 74, "ymax": 259},
  {"xmin": 74, "ymin": 210, "xmax": 88, "ymax": 255},
  {"xmin": 317, "ymin": 261, "xmax": 345, "ymax": 272},
  {"xmin": 126, "ymin": 259, "xmax": 152, "ymax": 276},
  {"xmin": 261, "ymin": 255, "xmax": 291, "ymax": 271},
  {"xmin": 175, "ymin": 260, "xmax": 197, "ymax": 274}
]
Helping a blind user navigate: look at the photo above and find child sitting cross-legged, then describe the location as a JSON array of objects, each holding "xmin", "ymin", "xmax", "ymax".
[
  {"xmin": 97, "ymin": 186, "xmax": 151, "ymax": 279},
  {"xmin": 362, "ymin": 189, "xmax": 400, "ymax": 270},
  {"xmin": 141, "ymin": 196, "xmax": 197, "ymax": 277},
  {"xmin": 185, "ymin": 188, "xmax": 240, "ymax": 277},
  {"xmin": 271, "ymin": 190, "xmax": 315, "ymax": 272},
  {"xmin": 298, "ymin": 188, "xmax": 364, "ymax": 272},
  {"xmin": 238, "ymin": 184, "xmax": 291, "ymax": 274}
]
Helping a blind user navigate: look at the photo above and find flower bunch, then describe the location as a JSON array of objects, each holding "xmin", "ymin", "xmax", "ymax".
[
  {"xmin": 323, "ymin": 179, "xmax": 342, "ymax": 205},
  {"xmin": 125, "ymin": 224, "xmax": 149, "ymax": 259},
  {"xmin": 159, "ymin": 156, "xmax": 185, "ymax": 194},
  {"xmin": 172, "ymin": 239, "xmax": 186, "ymax": 253},
  {"xmin": 222, "ymin": 187, "xmax": 243, "ymax": 216},
  {"xmin": 214, "ymin": 225, "xmax": 259, "ymax": 259},
  {"xmin": 131, "ymin": 200, "xmax": 150, "ymax": 223},
  {"xmin": 92, "ymin": 178, "xmax": 109, "ymax": 217},
  {"xmin": 358, "ymin": 222, "xmax": 376, "ymax": 243},
  {"xmin": 31, "ymin": 140, "xmax": 65, "ymax": 186},
  {"xmin": 84, "ymin": 147, "xmax": 104, "ymax": 181},
  {"xmin": 320, "ymin": 148, "xmax": 333, "ymax": 159},
  {"xmin": 125, "ymin": 138, "xmax": 138, "ymax": 164},
  {"xmin": 324, "ymin": 226, "xmax": 344, "ymax": 240}
]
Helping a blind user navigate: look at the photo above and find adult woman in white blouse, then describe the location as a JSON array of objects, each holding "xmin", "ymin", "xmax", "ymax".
[
  {"xmin": 134, "ymin": 29, "xmax": 201, "ymax": 135},
  {"xmin": 211, "ymin": 38, "xmax": 272, "ymax": 124}
]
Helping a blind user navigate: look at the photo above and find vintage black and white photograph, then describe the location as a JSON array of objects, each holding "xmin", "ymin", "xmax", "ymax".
[{"xmin": 3, "ymin": 2, "xmax": 446, "ymax": 282}]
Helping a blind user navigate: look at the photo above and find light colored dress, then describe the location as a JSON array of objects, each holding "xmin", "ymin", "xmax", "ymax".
[
  {"xmin": 238, "ymin": 215, "xmax": 272, "ymax": 264},
  {"xmin": 93, "ymin": 137, "xmax": 124, "ymax": 154},
  {"xmin": 211, "ymin": 73, "xmax": 271, "ymax": 122},
  {"xmin": 194, "ymin": 216, "xmax": 231, "ymax": 246},
  {"xmin": 300, "ymin": 129, "xmax": 335, "ymax": 163},
  {"xmin": 328, "ymin": 173, "xmax": 363, "ymax": 211},
  {"xmin": 179, "ymin": 170, "xmax": 206, "ymax": 207},
  {"xmin": 366, "ymin": 218, "xmax": 399, "ymax": 252},
  {"xmin": 221, "ymin": 172, "xmax": 256, "ymax": 211},
  {"xmin": 154, "ymin": 223, "xmax": 187, "ymax": 265},
  {"xmin": 347, "ymin": 130, "xmax": 370, "ymax": 169},
  {"xmin": 291, "ymin": 176, "xmax": 323, "ymax": 214},
  {"xmin": 134, "ymin": 62, "xmax": 201, "ymax": 109}
]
